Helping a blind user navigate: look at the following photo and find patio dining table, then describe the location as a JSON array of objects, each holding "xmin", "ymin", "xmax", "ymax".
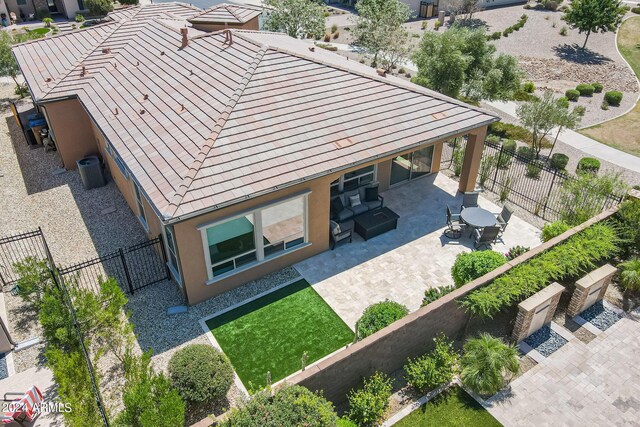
[{"xmin": 460, "ymin": 207, "xmax": 497, "ymax": 235}]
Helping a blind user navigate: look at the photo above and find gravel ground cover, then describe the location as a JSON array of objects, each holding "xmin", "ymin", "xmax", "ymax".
[
  {"xmin": 0, "ymin": 353, "xmax": 7, "ymax": 379},
  {"xmin": 523, "ymin": 325, "xmax": 568, "ymax": 358},
  {"xmin": 580, "ymin": 301, "xmax": 624, "ymax": 331}
]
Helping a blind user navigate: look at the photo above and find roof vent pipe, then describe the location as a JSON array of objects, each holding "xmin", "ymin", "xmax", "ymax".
[
  {"xmin": 180, "ymin": 27, "xmax": 189, "ymax": 48},
  {"xmin": 223, "ymin": 29, "xmax": 232, "ymax": 45}
]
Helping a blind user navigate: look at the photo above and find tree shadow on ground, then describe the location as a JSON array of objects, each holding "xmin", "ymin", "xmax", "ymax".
[
  {"xmin": 453, "ymin": 18, "xmax": 488, "ymax": 29},
  {"xmin": 552, "ymin": 43, "xmax": 612, "ymax": 65}
]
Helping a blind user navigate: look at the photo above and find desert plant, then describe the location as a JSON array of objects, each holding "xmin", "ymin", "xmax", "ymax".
[
  {"xmin": 42, "ymin": 17, "xmax": 53, "ymax": 27},
  {"xmin": 618, "ymin": 258, "xmax": 640, "ymax": 294},
  {"xmin": 451, "ymin": 251, "xmax": 507, "ymax": 287},
  {"xmin": 633, "ymin": 6, "xmax": 640, "ymax": 13},
  {"xmin": 556, "ymin": 96, "xmax": 569, "ymax": 109},
  {"xmin": 422, "ymin": 285, "xmax": 457, "ymax": 306},
  {"xmin": 490, "ymin": 31, "xmax": 501, "ymax": 40},
  {"xmin": 526, "ymin": 160, "xmax": 543, "ymax": 179},
  {"xmin": 324, "ymin": 33, "xmax": 331, "ymax": 42},
  {"xmin": 453, "ymin": 146, "xmax": 464, "ymax": 176},
  {"xmin": 591, "ymin": 82, "xmax": 603, "ymax": 93},
  {"xmin": 485, "ymin": 134, "xmax": 501, "ymax": 145},
  {"xmin": 576, "ymin": 157, "xmax": 601, "ymax": 175},
  {"xmin": 333, "ymin": 31, "xmax": 340, "ymax": 39},
  {"xmin": 168, "ymin": 344, "xmax": 234, "ymax": 403},
  {"xmin": 12, "ymin": 257, "xmax": 51, "ymax": 309},
  {"xmin": 404, "ymin": 335, "xmax": 459, "ymax": 394},
  {"xmin": 460, "ymin": 334, "xmax": 519, "ymax": 396},
  {"xmin": 502, "ymin": 139, "xmax": 517, "ymax": 153},
  {"xmin": 576, "ymin": 83, "xmax": 595, "ymax": 96},
  {"xmin": 479, "ymin": 154, "xmax": 496, "ymax": 188},
  {"xmin": 565, "ymin": 89, "xmax": 580, "ymax": 101},
  {"xmin": 559, "ymin": 26, "xmax": 568, "ymax": 36},
  {"xmin": 75, "ymin": 14, "xmax": 85, "ymax": 22},
  {"xmin": 615, "ymin": 198, "xmax": 640, "ymax": 256},
  {"xmin": 516, "ymin": 146, "xmax": 535, "ymax": 160},
  {"xmin": 496, "ymin": 148, "xmax": 512, "ymax": 169},
  {"xmin": 550, "ymin": 153, "xmax": 569, "ymax": 170},
  {"xmin": 560, "ymin": 172, "xmax": 627, "ymax": 225},
  {"xmin": 356, "ymin": 300, "xmax": 409, "ymax": 340},
  {"xmin": 434, "ymin": 19, "xmax": 441, "ymax": 30},
  {"xmin": 541, "ymin": 220, "xmax": 571, "ymax": 242},
  {"xmin": 505, "ymin": 245, "xmax": 529, "ymax": 261},
  {"xmin": 604, "ymin": 90, "xmax": 623, "ymax": 106},
  {"xmin": 331, "ymin": 23, "xmax": 338, "ymax": 33},
  {"xmin": 347, "ymin": 372, "xmax": 393, "ymax": 426},
  {"xmin": 601, "ymin": 100, "xmax": 609, "ymax": 110},
  {"xmin": 523, "ymin": 81, "xmax": 535, "ymax": 93},
  {"xmin": 499, "ymin": 175, "xmax": 514, "ymax": 202}
]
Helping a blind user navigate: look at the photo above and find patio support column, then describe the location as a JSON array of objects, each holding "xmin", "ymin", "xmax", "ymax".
[
  {"xmin": 431, "ymin": 141, "xmax": 443, "ymax": 173},
  {"xmin": 458, "ymin": 126, "xmax": 487, "ymax": 193}
]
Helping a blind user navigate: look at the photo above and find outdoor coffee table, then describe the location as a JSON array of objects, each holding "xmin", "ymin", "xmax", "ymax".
[
  {"xmin": 460, "ymin": 207, "xmax": 497, "ymax": 236},
  {"xmin": 353, "ymin": 207, "xmax": 400, "ymax": 241}
]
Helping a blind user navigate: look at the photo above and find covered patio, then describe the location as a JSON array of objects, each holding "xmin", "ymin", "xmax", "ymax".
[{"xmin": 295, "ymin": 173, "xmax": 541, "ymax": 329}]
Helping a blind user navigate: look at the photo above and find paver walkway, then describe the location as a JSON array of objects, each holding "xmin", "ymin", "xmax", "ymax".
[
  {"xmin": 486, "ymin": 309, "xmax": 640, "ymax": 426},
  {"xmin": 295, "ymin": 174, "xmax": 541, "ymax": 329}
]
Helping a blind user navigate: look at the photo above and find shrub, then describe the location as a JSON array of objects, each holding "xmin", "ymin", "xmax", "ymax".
[
  {"xmin": 338, "ymin": 418, "xmax": 358, "ymax": 427},
  {"xmin": 591, "ymin": 82, "xmax": 603, "ymax": 93},
  {"xmin": 404, "ymin": 335, "xmax": 459, "ymax": 394},
  {"xmin": 559, "ymin": 26, "xmax": 568, "ymax": 36},
  {"xmin": 324, "ymin": 33, "xmax": 331, "ymax": 42},
  {"xmin": 541, "ymin": 220, "xmax": 570, "ymax": 242},
  {"xmin": 347, "ymin": 372, "xmax": 393, "ymax": 427},
  {"xmin": 460, "ymin": 334, "xmax": 519, "ymax": 396},
  {"xmin": 550, "ymin": 153, "xmax": 569, "ymax": 170},
  {"xmin": 331, "ymin": 24, "xmax": 338, "ymax": 33},
  {"xmin": 502, "ymin": 139, "xmax": 517, "ymax": 153},
  {"xmin": 489, "ymin": 122, "xmax": 538, "ymax": 145},
  {"xmin": 485, "ymin": 134, "xmax": 501, "ymax": 145},
  {"xmin": 560, "ymin": 172, "xmax": 627, "ymax": 226},
  {"xmin": 462, "ymin": 222, "xmax": 620, "ymax": 318},
  {"xmin": 356, "ymin": 301, "xmax": 409, "ymax": 340},
  {"xmin": 479, "ymin": 154, "xmax": 496, "ymax": 188},
  {"xmin": 490, "ymin": 31, "xmax": 501, "ymax": 40},
  {"xmin": 565, "ymin": 89, "xmax": 580, "ymax": 101},
  {"xmin": 523, "ymin": 81, "xmax": 535, "ymax": 93},
  {"xmin": 574, "ymin": 105, "xmax": 586, "ymax": 116},
  {"xmin": 576, "ymin": 157, "xmax": 601, "ymax": 175},
  {"xmin": 75, "ymin": 14, "xmax": 84, "ymax": 22},
  {"xmin": 451, "ymin": 251, "xmax": 507, "ymax": 287},
  {"xmin": 615, "ymin": 198, "xmax": 640, "ymax": 256},
  {"xmin": 499, "ymin": 175, "xmax": 514, "ymax": 202},
  {"xmin": 604, "ymin": 90, "xmax": 623, "ymax": 106},
  {"xmin": 117, "ymin": 350, "xmax": 186, "ymax": 427},
  {"xmin": 516, "ymin": 146, "xmax": 535, "ymax": 160},
  {"xmin": 557, "ymin": 96, "xmax": 570, "ymax": 109},
  {"xmin": 422, "ymin": 285, "xmax": 457, "ymax": 306},
  {"xmin": 633, "ymin": 6, "xmax": 640, "ymax": 13},
  {"xmin": 168, "ymin": 344, "xmax": 233, "ymax": 403},
  {"xmin": 12, "ymin": 257, "xmax": 51, "ymax": 309},
  {"xmin": 496, "ymin": 149, "xmax": 512, "ymax": 169},
  {"xmin": 576, "ymin": 84, "xmax": 595, "ymax": 97},
  {"xmin": 618, "ymin": 258, "xmax": 640, "ymax": 294},
  {"xmin": 42, "ymin": 17, "xmax": 53, "ymax": 27},
  {"xmin": 505, "ymin": 245, "xmax": 529, "ymax": 261},
  {"xmin": 526, "ymin": 160, "xmax": 543, "ymax": 179},
  {"xmin": 601, "ymin": 100, "xmax": 609, "ymax": 110},
  {"xmin": 222, "ymin": 385, "xmax": 338, "ymax": 427},
  {"xmin": 85, "ymin": 0, "xmax": 113, "ymax": 16},
  {"xmin": 434, "ymin": 20, "xmax": 441, "ymax": 30},
  {"xmin": 452, "ymin": 146, "xmax": 464, "ymax": 177}
]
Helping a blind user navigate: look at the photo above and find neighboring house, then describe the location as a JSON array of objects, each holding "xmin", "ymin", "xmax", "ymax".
[
  {"xmin": 0, "ymin": 0, "xmax": 88, "ymax": 21},
  {"xmin": 13, "ymin": 2, "xmax": 498, "ymax": 305},
  {"xmin": 187, "ymin": 3, "xmax": 264, "ymax": 31}
]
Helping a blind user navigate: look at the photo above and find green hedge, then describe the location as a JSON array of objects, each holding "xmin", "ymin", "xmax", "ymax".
[
  {"xmin": 576, "ymin": 84, "xmax": 595, "ymax": 97},
  {"xmin": 565, "ymin": 89, "xmax": 580, "ymax": 101},
  {"xmin": 356, "ymin": 301, "xmax": 409, "ymax": 340},
  {"xmin": 452, "ymin": 251, "xmax": 507, "ymax": 287},
  {"xmin": 604, "ymin": 91, "xmax": 623, "ymax": 106},
  {"xmin": 576, "ymin": 157, "xmax": 601, "ymax": 175},
  {"xmin": 460, "ymin": 222, "xmax": 619, "ymax": 318},
  {"xmin": 550, "ymin": 153, "xmax": 569, "ymax": 170}
]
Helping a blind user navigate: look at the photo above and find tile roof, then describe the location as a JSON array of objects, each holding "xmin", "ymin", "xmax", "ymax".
[
  {"xmin": 107, "ymin": 2, "xmax": 201, "ymax": 22},
  {"xmin": 13, "ymin": 5, "xmax": 499, "ymax": 222},
  {"xmin": 188, "ymin": 3, "xmax": 263, "ymax": 25}
]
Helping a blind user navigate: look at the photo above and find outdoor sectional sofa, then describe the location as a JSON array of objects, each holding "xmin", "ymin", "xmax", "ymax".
[{"xmin": 330, "ymin": 184, "xmax": 384, "ymax": 222}]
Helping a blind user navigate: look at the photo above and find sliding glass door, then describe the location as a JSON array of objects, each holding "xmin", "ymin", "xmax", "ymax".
[{"xmin": 390, "ymin": 145, "xmax": 434, "ymax": 186}]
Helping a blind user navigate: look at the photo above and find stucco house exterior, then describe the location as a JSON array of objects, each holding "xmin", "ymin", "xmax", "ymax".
[
  {"xmin": 13, "ymin": 2, "xmax": 498, "ymax": 305},
  {"xmin": 0, "ymin": 0, "xmax": 87, "ymax": 22}
]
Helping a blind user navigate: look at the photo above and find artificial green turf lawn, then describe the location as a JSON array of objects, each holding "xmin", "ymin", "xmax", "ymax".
[
  {"xmin": 206, "ymin": 279, "xmax": 354, "ymax": 391},
  {"xmin": 394, "ymin": 386, "xmax": 503, "ymax": 427}
]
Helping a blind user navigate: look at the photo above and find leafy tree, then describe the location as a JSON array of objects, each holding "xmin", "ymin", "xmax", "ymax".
[
  {"xmin": 377, "ymin": 28, "xmax": 411, "ymax": 73},
  {"xmin": 347, "ymin": 372, "xmax": 393, "ymax": 426},
  {"xmin": 264, "ymin": 0, "xmax": 325, "ymax": 39},
  {"xmin": 563, "ymin": 0, "xmax": 626, "ymax": 49},
  {"xmin": 460, "ymin": 333, "xmax": 519, "ymax": 396},
  {"xmin": 116, "ymin": 350, "xmax": 186, "ymax": 427},
  {"xmin": 0, "ymin": 31, "xmax": 42, "ymax": 97},
  {"xmin": 413, "ymin": 27, "xmax": 521, "ymax": 100},
  {"xmin": 221, "ymin": 384, "xmax": 339, "ymax": 427},
  {"xmin": 447, "ymin": 0, "xmax": 482, "ymax": 21},
  {"xmin": 549, "ymin": 100, "xmax": 583, "ymax": 156},
  {"xmin": 516, "ymin": 91, "xmax": 566, "ymax": 158},
  {"xmin": 85, "ymin": 0, "xmax": 114, "ymax": 17},
  {"xmin": 353, "ymin": 0, "xmax": 410, "ymax": 66}
]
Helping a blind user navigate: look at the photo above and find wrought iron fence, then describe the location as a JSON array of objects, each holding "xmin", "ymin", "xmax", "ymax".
[
  {"xmin": 0, "ymin": 227, "xmax": 54, "ymax": 287},
  {"xmin": 57, "ymin": 237, "xmax": 169, "ymax": 295}
]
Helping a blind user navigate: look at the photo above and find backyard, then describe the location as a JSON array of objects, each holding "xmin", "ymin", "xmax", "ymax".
[
  {"xmin": 580, "ymin": 17, "xmax": 640, "ymax": 156},
  {"xmin": 205, "ymin": 279, "xmax": 354, "ymax": 391}
]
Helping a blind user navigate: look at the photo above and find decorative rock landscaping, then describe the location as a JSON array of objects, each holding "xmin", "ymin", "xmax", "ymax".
[
  {"xmin": 523, "ymin": 325, "xmax": 568, "ymax": 357},
  {"xmin": 579, "ymin": 301, "xmax": 624, "ymax": 331},
  {"xmin": 0, "ymin": 353, "xmax": 7, "ymax": 380}
]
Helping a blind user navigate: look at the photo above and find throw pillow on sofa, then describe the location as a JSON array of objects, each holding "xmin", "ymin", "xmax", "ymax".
[
  {"xmin": 365, "ymin": 186, "xmax": 378, "ymax": 202},
  {"xmin": 349, "ymin": 194, "xmax": 362, "ymax": 207}
]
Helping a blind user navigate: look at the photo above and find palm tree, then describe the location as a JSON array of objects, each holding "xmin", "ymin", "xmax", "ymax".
[
  {"xmin": 618, "ymin": 258, "xmax": 640, "ymax": 294},
  {"xmin": 460, "ymin": 333, "xmax": 519, "ymax": 396}
]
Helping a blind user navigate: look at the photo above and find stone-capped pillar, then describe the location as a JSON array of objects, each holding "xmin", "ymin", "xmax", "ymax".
[
  {"xmin": 567, "ymin": 264, "xmax": 617, "ymax": 317},
  {"xmin": 512, "ymin": 282, "xmax": 564, "ymax": 342},
  {"xmin": 458, "ymin": 127, "xmax": 487, "ymax": 193}
]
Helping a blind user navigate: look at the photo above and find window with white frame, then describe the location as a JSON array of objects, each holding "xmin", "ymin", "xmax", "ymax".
[
  {"xmin": 330, "ymin": 165, "xmax": 376, "ymax": 195},
  {"xmin": 133, "ymin": 182, "xmax": 148, "ymax": 230},
  {"xmin": 164, "ymin": 225, "xmax": 181, "ymax": 282},
  {"xmin": 201, "ymin": 194, "xmax": 308, "ymax": 279}
]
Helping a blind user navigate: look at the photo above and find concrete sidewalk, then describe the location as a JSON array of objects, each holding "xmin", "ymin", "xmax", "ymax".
[{"xmin": 487, "ymin": 100, "xmax": 640, "ymax": 175}]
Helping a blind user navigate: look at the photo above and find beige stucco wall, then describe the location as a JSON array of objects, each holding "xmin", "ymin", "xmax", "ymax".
[
  {"xmin": 42, "ymin": 98, "xmax": 98, "ymax": 170},
  {"xmin": 62, "ymin": 0, "xmax": 87, "ymax": 19}
]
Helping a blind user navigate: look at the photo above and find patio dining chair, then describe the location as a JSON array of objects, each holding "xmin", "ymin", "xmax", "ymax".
[
  {"xmin": 329, "ymin": 220, "xmax": 352, "ymax": 250},
  {"xmin": 444, "ymin": 205, "xmax": 464, "ymax": 238},
  {"xmin": 496, "ymin": 205, "xmax": 513, "ymax": 234},
  {"xmin": 473, "ymin": 225, "xmax": 501, "ymax": 249},
  {"xmin": 461, "ymin": 191, "xmax": 479, "ymax": 210}
]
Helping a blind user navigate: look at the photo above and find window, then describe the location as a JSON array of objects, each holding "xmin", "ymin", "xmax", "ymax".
[
  {"xmin": 201, "ymin": 194, "xmax": 308, "ymax": 280},
  {"xmin": 105, "ymin": 143, "xmax": 129, "ymax": 179},
  {"xmin": 331, "ymin": 165, "xmax": 376, "ymax": 195},
  {"xmin": 17, "ymin": 0, "xmax": 26, "ymax": 5},
  {"xmin": 133, "ymin": 182, "xmax": 148, "ymax": 231},
  {"xmin": 164, "ymin": 225, "xmax": 181, "ymax": 283}
]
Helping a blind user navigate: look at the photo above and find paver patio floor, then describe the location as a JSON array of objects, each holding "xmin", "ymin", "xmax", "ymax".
[
  {"xmin": 294, "ymin": 173, "xmax": 541, "ymax": 328},
  {"xmin": 486, "ymin": 310, "xmax": 640, "ymax": 426}
]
